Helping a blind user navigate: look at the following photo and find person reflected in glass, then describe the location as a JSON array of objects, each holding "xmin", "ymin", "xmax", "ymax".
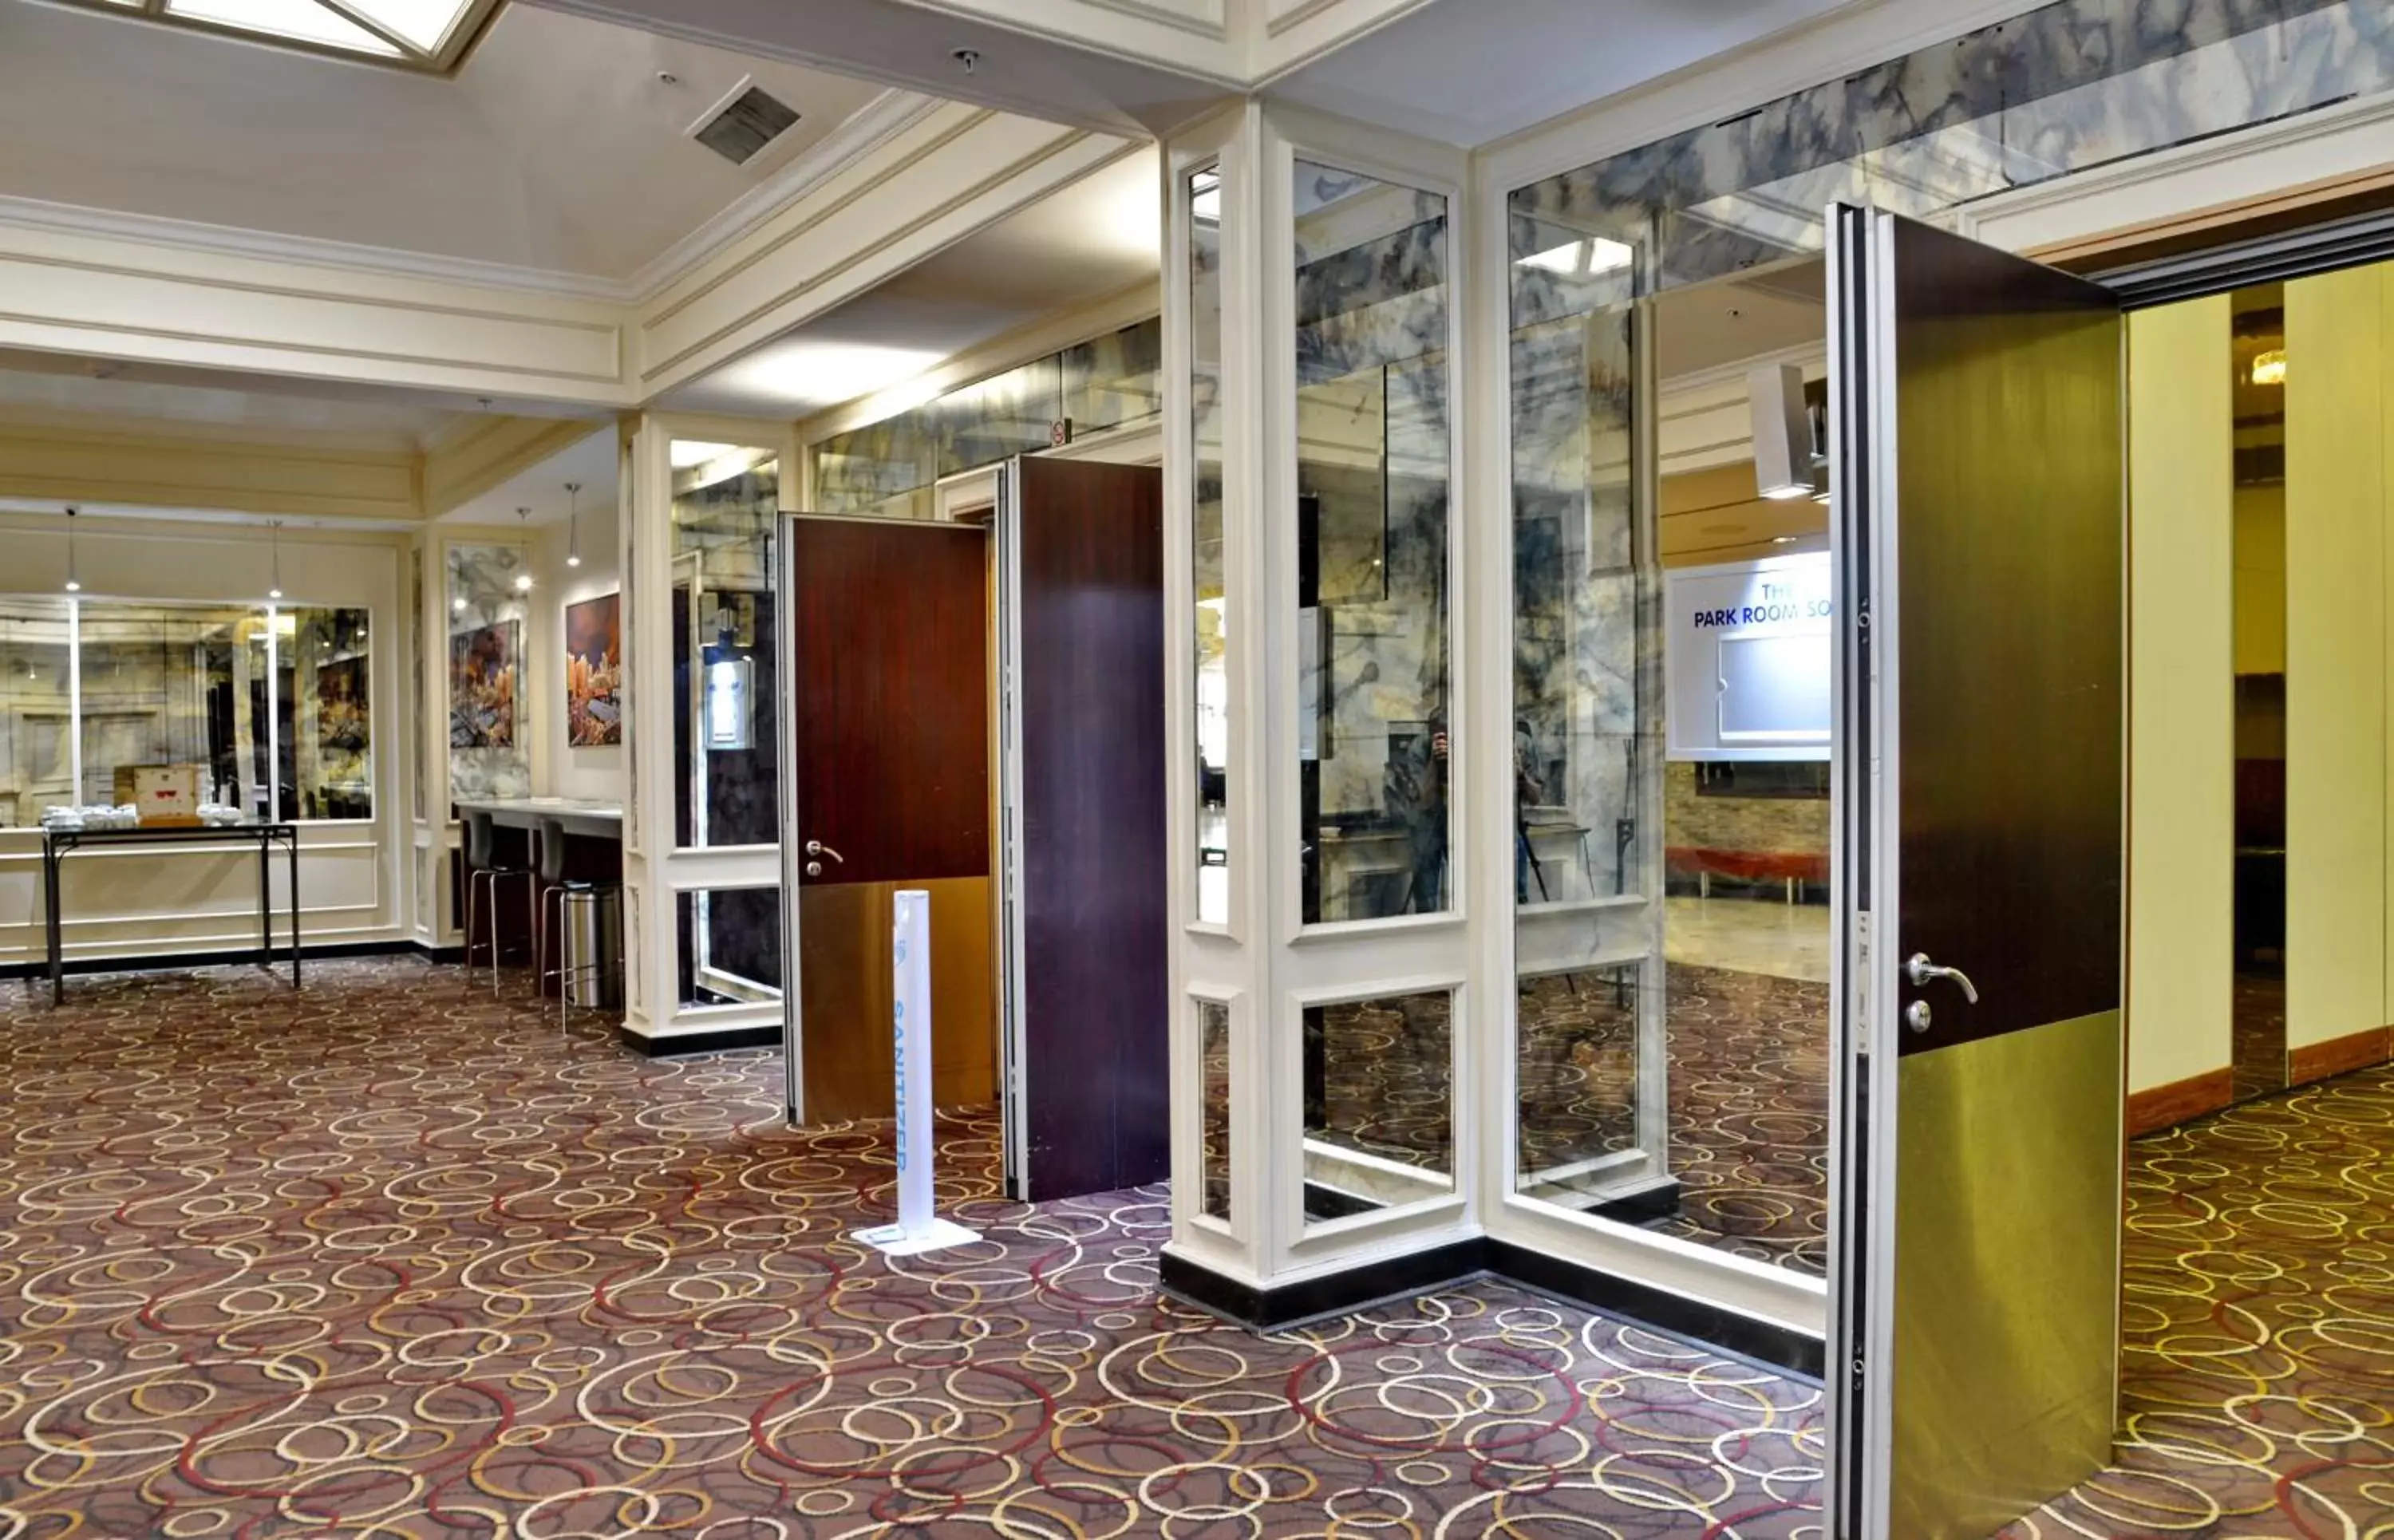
[{"xmin": 1391, "ymin": 715, "xmax": 1447, "ymax": 914}]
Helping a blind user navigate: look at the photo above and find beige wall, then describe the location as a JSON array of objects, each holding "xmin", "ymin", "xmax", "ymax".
[
  {"xmin": 2126, "ymin": 297, "xmax": 2236, "ymax": 1096},
  {"xmin": 2285, "ymin": 264, "xmax": 2392, "ymax": 1056}
]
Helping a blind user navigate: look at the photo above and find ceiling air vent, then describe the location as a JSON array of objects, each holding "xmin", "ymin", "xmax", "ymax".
[{"xmin": 693, "ymin": 84, "xmax": 800, "ymax": 166}]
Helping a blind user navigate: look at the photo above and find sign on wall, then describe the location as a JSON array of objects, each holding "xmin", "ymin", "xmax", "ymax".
[{"xmin": 1665, "ymin": 551, "xmax": 1832, "ymax": 762}]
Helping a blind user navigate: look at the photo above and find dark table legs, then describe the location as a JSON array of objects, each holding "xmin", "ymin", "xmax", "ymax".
[
  {"xmin": 45, "ymin": 839, "xmax": 61, "ymax": 1008},
  {"xmin": 42, "ymin": 827, "xmax": 304, "ymax": 1005},
  {"xmin": 287, "ymin": 832, "xmax": 301, "ymax": 989}
]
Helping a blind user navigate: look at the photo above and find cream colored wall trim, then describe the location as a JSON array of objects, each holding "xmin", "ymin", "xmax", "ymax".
[
  {"xmin": 0, "ymin": 222, "xmax": 630, "ymax": 406},
  {"xmin": 1253, "ymin": 0, "xmax": 1434, "ymax": 77},
  {"xmin": 421, "ymin": 415, "xmax": 609, "ymax": 516},
  {"xmin": 635, "ymin": 106, "xmax": 1141, "ymax": 397},
  {"xmin": 0, "ymin": 417, "xmax": 421, "ymax": 523},
  {"xmin": 1955, "ymin": 92, "xmax": 2394, "ymax": 259},
  {"xmin": 898, "ymin": 0, "xmax": 1232, "ymax": 54}
]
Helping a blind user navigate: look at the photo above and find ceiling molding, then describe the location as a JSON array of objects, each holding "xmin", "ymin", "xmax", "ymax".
[
  {"xmin": 0, "ymin": 89, "xmax": 958, "ymax": 309},
  {"xmin": 421, "ymin": 414, "xmax": 606, "ymax": 515},
  {"xmin": 0, "ymin": 417, "xmax": 424, "ymax": 523},
  {"xmin": 620, "ymin": 88, "xmax": 951, "ymax": 301},
  {"xmin": 0, "ymin": 194, "xmax": 632, "ymax": 302}
]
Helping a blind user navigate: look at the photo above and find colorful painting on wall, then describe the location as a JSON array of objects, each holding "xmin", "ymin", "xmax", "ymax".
[
  {"xmin": 449, "ymin": 621, "xmax": 519, "ymax": 748},
  {"xmin": 566, "ymin": 593, "xmax": 622, "ymax": 748}
]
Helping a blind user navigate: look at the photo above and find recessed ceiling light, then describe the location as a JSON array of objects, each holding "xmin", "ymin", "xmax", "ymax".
[
  {"xmin": 1772, "ymin": 535, "xmax": 1799, "ymax": 544},
  {"xmin": 1760, "ymin": 484, "xmax": 1815, "ymax": 501}
]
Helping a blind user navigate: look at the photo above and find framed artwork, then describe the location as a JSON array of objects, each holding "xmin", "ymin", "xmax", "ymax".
[
  {"xmin": 566, "ymin": 592, "xmax": 622, "ymax": 747},
  {"xmin": 449, "ymin": 621, "xmax": 519, "ymax": 748}
]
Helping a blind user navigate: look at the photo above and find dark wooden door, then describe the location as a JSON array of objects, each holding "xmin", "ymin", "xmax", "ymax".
[
  {"xmin": 1007, "ymin": 457, "xmax": 1167, "ymax": 1201},
  {"xmin": 787, "ymin": 517, "xmax": 993, "ymax": 1123},
  {"xmin": 1827, "ymin": 205, "xmax": 2125, "ymax": 1539}
]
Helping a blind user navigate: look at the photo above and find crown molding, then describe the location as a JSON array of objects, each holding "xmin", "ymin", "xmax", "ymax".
[
  {"xmin": 619, "ymin": 88, "xmax": 950, "ymax": 300},
  {"xmin": 0, "ymin": 88, "xmax": 953, "ymax": 310}
]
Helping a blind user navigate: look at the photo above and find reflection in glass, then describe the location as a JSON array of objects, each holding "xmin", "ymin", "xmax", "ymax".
[
  {"xmin": 671, "ymin": 448, "xmax": 780, "ymax": 850},
  {"xmin": 677, "ymin": 887, "xmax": 782, "ymax": 1007},
  {"xmin": 1199, "ymin": 997, "xmax": 1231, "ymax": 1222},
  {"xmin": 2231, "ymin": 286, "xmax": 2288, "ymax": 1102},
  {"xmin": 1302, "ymin": 988, "xmax": 1453, "ymax": 1226},
  {"xmin": 1190, "ymin": 165, "xmax": 1229, "ymax": 926},
  {"xmin": 1515, "ymin": 965, "xmax": 1641, "ymax": 1202},
  {"xmin": 72, "ymin": 604, "xmax": 251, "ymax": 811},
  {"xmin": 1293, "ymin": 161, "xmax": 1451, "ymax": 925},
  {"xmin": 0, "ymin": 601, "xmax": 77, "ymax": 827},
  {"xmin": 447, "ymin": 542, "xmax": 531, "ymax": 807},
  {"xmin": 278, "ymin": 607, "xmax": 373, "ymax": 819}
]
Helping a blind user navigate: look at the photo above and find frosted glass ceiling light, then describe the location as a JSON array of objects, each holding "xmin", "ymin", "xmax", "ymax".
[
  {"xmin": 62, "ymin": 507, "xmax": 81, "ymax": 594},
  {"xmin": 73, "ymin": 0, "xmax": 493, "ymax": 72}
]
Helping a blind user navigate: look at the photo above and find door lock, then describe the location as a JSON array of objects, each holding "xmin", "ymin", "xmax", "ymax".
[
  {"xmin": 804, "ymin": 860, "xmax": 823, "ymax": 877},
  {"xmin": 1906, "ymin": 1000, "xmax": 1934, "ymax": 1033},
  {"xmin": 1905, "ymin": 952, "xmax": 1980, "ymax": 1003}
]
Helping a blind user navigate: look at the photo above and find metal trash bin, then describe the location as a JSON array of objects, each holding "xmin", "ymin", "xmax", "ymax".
[{"xmin": 560, "ymin": 885, "xmax": 623, "ymax": 1013}]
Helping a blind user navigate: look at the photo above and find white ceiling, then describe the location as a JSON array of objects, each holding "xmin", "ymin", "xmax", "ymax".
[
  {"xmin": 0, "ymin": 0, "xmax": 890, "ymax": 279},
  {"xmin": 664, "ymin": 146, "xmax": 1160, "ymax": 418},
  {"xmin": 439, "ymin": 421, "xmax": 618, "ymax": 526},
  {"xmin": 1272, "ymin": 0, "xmax": 1870, "ymax": 145}
]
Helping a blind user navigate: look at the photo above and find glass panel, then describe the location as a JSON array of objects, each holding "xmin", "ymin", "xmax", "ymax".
[
  {"xmin": 814, "ymin": 416, "xmax": 938, "ymax": 519},
  {"xmin": 342, "ymin": 0, "xmax": 469, "ymax": 49},
  {"xmin": 677, "ymin": 888, "xmax": 783, "ymax": 1008},
  {"xmin": 1190, "ymin": 165, "xmax": 1229, "ymax": 926},
  {"xmin": 1507, "ymin": 193, "xmax": 1833, "ymax": 1276},
  {"xmin": 2231, "ymin": 286, "xmax": 2288, "ymax": 1103},
  {"xmin": 165, "ymin": 0, "xmax": 402, "ymax": 53},
  {"xmin": 1061, "ymin": 318, "xmax": 1163, "ymax": 436},
  {"xmin": 1506, "ymin": 0, "xmax": 2394, "ymax": 303},
  {"xmin": 0, "ymin": 600, "xmax": 74, "ymax": 828},
  {"xmin": 670, "ymin": 447, "xmax": 780, "ymax": 850},
  {"xmin": 447, "ymin": 542, "xmax": 531, "ymax": 808},
  {"xmin": 1294, "ymin": 161, "xmax": 1452, "ymax": 925},
  {"xmin": 73, "ymin": 603, "xmax": 259, "ymax": 815},
  {"xmin": 280, "ymin": 606, "xmax": 373, "ymax": 820},
  {"xmin": 938, "ymin": 357, "xmax": 1061, "ymax": 476},
  {"xmin": 1198, "ymin": 997, "xmax": 1231, "ymax": 1222},
  {"xmin": 1302, "ymin": 988, "xmax": 1453, "ymax": 1227}
]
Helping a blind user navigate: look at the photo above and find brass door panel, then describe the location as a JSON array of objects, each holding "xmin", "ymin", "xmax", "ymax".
[
  {"xmin": 1890, "ymin": 1009, "xmax": 2123, "ymax": 1538},
  {"xmin": 799, "ymin": 878, "xmax": 995, "ymax": 1123}
]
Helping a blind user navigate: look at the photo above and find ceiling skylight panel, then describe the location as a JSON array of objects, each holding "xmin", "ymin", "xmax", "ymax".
[
  {"xmin": 342, "ymin": 0, "xmax": 474, "ymax": 52},
  {"xmin": 164, "ymin": 0, "xmax": 401, "ymax": 52}
]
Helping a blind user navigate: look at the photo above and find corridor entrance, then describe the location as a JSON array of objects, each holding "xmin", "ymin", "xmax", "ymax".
[{"xmin": 776, "ymin": 458, "xmax": 1168, "ymax": 1203}]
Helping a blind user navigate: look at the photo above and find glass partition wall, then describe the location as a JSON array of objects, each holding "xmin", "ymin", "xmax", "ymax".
[{"xmin": 0, "ymin": 596, "xmax": 371, "ymax": 827}]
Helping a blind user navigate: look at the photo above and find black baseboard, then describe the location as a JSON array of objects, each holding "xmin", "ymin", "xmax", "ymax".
[
  {"xmin": 1484, "ymin": 1238, "xmax": 1823, "ymax": 1381},
  {"xmin": 2, "ymin": 938, "xmax": 422, "ymax": 982},
  {"xmin": 616, "ymin": 1022, "xmax": 780, "ymax": 1057},
  {"xmin": 1160, "ymin": 1240, "xmax": 1488, "ymax": 1332},
  {"xmin": 1162, "ymin": 1238, "xmax": 1822, "ymax": 1380},
  {"xmin": 413, "ymin": 942, "xmax": 465, "ymax": 965}
]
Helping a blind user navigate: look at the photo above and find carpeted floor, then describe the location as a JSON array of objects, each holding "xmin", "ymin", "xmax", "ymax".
[
  {"xmin": 0, "ymin": 958, "xmax": 1826, "ymax": 1538},
  {"xmin": 2007, "ymin": 1058, "xmax": 2394, "ymax": 1538}
]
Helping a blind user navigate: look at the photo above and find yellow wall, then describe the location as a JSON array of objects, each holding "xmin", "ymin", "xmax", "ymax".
[
  {"xmin": 2284, "ymin": 264, "xmax": 2391, "ymax": 1054},
  {"xmin": 2126, "ymin": 297, "xmax": 2236, "ymax": 1095}
]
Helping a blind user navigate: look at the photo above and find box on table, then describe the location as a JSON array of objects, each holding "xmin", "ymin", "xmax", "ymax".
[{"xmin": 114, "ymin": 763, "xmax": 205, "ymax": 827}]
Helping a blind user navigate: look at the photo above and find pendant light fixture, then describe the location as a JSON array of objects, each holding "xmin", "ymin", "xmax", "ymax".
[
  {"xmin": 267, "ymin": 519, "xmax": 285, "ymax": 600},
  {"xmin": 62, "ymin": 506, "xmax": 81, "ymax": 593},
  {"xmin": 564, "ymin": 481, "xmax": 583, "ymax": 568},
  {"xmin": 514, "ymin": 507, "xmax": 535, "ymax": 592}
]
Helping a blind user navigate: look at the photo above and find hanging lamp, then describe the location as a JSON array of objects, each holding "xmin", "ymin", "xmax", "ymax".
[
  {"xmin": 63, "ymin": 506, "xmax": 81, "ymax": 593},
  {"xmin": 564, "ymin": 481, "xmax": 583, "ymax": 568},
  {"xmin": 267, "ymin": 519, "xmax": 285, "ymax": 600},
  {"xmin": 514, "ymin": 507, "xmax": 535, "ymax": 592}
]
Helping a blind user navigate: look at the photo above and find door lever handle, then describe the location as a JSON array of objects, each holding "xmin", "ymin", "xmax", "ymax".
[
  {"xmin": 1906, "ymin": 952, "xmax": 1979, "ymax": 1004},
  {"xmin": 804, "ymin": 839, "xmax": 844, "ymax": 865}
]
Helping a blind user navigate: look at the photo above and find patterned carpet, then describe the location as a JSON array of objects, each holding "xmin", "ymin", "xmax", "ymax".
[
  {"xmin": 2005, "ymin": 1058, "xmax": 2394, "ymax": 1538},
  {"xmin": 1512, "ymin": 965, "xmax": 1828, "ymax": 1276},
  {"xmin": 0, "ymin": 958, "xmax": 1827, "ymax": 1538}
]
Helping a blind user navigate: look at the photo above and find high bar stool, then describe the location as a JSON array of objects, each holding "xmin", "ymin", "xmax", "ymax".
[
  {"xmin": 534, "ymin": 815, "xmax": 622, "ymax": 1028},
  {"xmin": 463, "ymin": 810, "xmax": 533, "ymax": 995}
]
